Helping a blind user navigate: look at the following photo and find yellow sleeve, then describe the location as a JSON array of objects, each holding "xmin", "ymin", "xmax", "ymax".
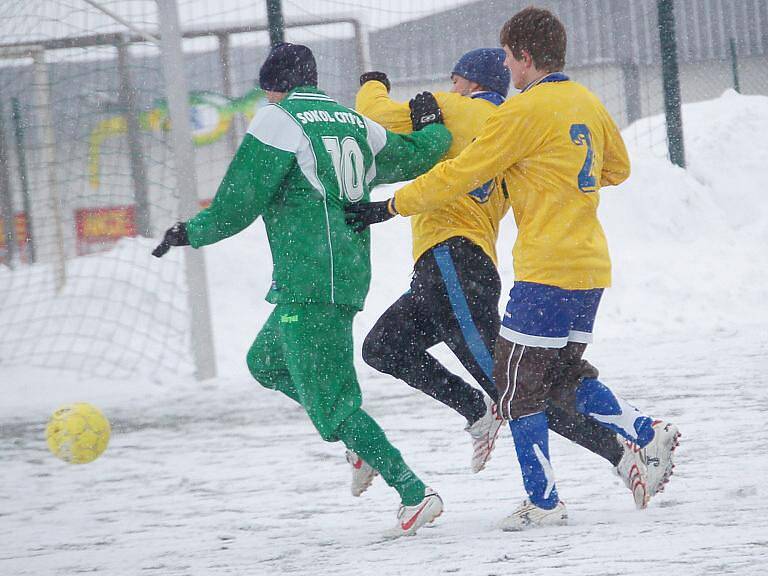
[
  {"xmin": 355, "ymin": 81, "xmax": 412, "ymax": 134},
  {"xmin": 600, "ymin": 109, "xmax": 631, "ymax": 186},
  {"xmin": 394, "ymin": 100, "xmax": 540, "ymax": 216}
]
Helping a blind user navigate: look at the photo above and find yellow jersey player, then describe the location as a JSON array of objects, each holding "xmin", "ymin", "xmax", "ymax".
[
  {"xmin": 345, "ymin": 48, "xmax": 651, "ymax": 508},
  {"xmin": 348, "ymin": 9, "xmax": 681, "ymax": 530}
]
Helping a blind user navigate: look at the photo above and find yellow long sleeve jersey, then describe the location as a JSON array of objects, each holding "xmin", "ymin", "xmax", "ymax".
[
  {"xmin": 394, "ymin": 77, "xmax": 631, "ymax": 290},
  {"xmin": 355, "ymin": 81, "xmax": 508, "ymax": 265}
]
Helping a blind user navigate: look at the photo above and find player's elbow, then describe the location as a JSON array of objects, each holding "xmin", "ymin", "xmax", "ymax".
[{"xmin": 602, "ymin": 164, "xmax": 631, "ymax": 187}]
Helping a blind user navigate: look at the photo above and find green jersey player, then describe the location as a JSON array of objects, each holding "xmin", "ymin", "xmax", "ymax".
[{"xmin": 153, "ymin": 43, "xmax": 451, "ymax": 538}]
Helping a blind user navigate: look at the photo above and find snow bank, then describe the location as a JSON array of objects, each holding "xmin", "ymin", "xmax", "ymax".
[
  {"xmin": 0, "ymin": 237, "xmax": 192, "ymax": 380},
  {"xmin": 595, "ymin": 90, "xmax": 768, "ymax": 337}
]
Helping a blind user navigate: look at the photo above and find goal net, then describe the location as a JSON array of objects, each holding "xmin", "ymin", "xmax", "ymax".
[
  {"xmin": 0, "ymin": 3, "xmax": 194, "ymax": 379},
  {"xmin": 0, "ymin": 1, "xmax": 368, "ymax": 380}
]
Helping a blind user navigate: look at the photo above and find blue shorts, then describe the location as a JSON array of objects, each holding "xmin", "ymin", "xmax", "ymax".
[{"xmin": 500, "ymin": 281, "xmax": 603, "ymax": 348}]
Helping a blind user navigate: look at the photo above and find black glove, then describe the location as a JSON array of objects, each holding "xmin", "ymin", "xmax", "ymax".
[
  {"xmin": 344, "ymin": 199, "xmax": 397, "ymax": 233},
  {"xmin": 152, "ymin": 222, "xmax": 189, "ymax": 258},
  {"xmin": 409, "ymin": 91, "xmax": 443, "ymax": 131},
  {"xmin": 360, "ymin": 71, "xmax": 390, "ymax": 92}
]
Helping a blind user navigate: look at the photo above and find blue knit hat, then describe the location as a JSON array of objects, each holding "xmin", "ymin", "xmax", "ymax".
[
  {"xmin": 451, "ymin": 48, "xmax": 510, "ymax": 97},
  {"xmin": 259, "ymin": 43, "xmax": 318, "ymax": 92}
]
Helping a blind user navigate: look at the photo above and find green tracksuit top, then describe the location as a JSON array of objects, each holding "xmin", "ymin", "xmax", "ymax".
[{"xmin": 185, "ymin": 86, "xmax": 451, "ymax": 309}]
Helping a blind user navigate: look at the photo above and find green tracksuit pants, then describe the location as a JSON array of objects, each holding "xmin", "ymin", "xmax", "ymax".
[{"xmin": 247, "ymin": 303, "xmax": 426, "ymax": 506}]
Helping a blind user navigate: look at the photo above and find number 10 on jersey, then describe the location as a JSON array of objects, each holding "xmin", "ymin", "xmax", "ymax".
[{"xmin": 323, "ymin": 136, "xmax": 365, "ymax": 202}]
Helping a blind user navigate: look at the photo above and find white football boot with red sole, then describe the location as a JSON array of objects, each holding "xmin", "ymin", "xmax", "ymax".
[{"xmin": 384, "ymin": 487, "xmax": 444, "ymax": 538}]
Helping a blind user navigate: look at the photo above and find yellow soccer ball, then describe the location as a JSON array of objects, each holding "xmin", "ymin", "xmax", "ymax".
[{"xmin": 45, "ymin": 402, "xmax": 111, "ymax": 464}]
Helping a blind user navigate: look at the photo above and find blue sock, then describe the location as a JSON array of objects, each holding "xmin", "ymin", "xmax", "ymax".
[
  {"xmin": 575, "ymin": 378, "xmax": 655, "ymax": 447},
  {"xmin": 508, "ymin": 412, "xmax": 559, "ymax": 509}
]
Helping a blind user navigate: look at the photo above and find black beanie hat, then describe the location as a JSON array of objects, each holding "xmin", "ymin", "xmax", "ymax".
[{"xmin": 259, "ymin": 42, "xmax": 318, "ymax": 92}]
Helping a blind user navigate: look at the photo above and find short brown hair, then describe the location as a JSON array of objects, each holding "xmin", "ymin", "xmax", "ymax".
[{"xmin": 500, "ymin": 7, "xmax": 566, "ymax": 72}]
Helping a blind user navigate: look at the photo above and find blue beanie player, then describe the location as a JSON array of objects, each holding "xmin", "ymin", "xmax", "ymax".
[{"xmin": 451, "ymin": 47, "xmax": 511, "ymax": 98}]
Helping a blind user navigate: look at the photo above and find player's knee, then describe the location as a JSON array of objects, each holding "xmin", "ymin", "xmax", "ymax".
[
  {"xmin": 550, "ymin": 359, "xmax": 599, "ymax": 406},
  {"xmin": 548, "ymin": 379, "xmax": 579, "ymax": 412},
  {"xmin": 310, "ymin": 415, "xmax": 346, "ymax": 443},
  {"xmin": 362, "ymin": 330, "xmax": 391, "ymax": 371},
  {"xmin": 561, "ymin": 358, "xmax": 599, "ymax": 384},
  {"xmin": 246, "ymin": 348, "xmax": 273, "ymax": 389},
  {"xmin": 316, "ymin": 427, "xmax": 340, "ymax": 443}
]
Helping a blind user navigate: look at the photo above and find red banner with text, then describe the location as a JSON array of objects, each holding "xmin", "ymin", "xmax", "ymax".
[{"xmin": 75, "ymin": 206, "xmax": 137, "ymax": 255}]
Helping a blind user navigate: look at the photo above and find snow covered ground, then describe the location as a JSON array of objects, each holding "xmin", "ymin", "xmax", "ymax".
[{"xmin": 2, "ymin": 91, "xmax": 768, "ymax": 575}]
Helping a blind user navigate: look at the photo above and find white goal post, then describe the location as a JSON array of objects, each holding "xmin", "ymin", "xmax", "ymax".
[{"xmin": 0, "ymin": 45, "xmax": 66, "ymax": 291}]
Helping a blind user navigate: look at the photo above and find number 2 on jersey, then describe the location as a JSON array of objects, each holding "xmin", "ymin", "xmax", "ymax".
[
  {"xmin": 322, "ymin": 136, "xmax": 365, "ymax": 202},
  {"xmin": 569, "ymin": 124, "xmax": 597, "ymax": 193}
]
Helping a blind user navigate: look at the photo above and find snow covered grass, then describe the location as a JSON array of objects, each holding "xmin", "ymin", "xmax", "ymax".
[{"xmin": 2, "ymin": 91, "xmax": 768, "ymax": 575}]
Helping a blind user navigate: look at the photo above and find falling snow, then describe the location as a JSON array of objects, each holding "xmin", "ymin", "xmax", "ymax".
[{"xmin": 2, "ymin": 91, "xmax": 767, "ymax": 575}]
